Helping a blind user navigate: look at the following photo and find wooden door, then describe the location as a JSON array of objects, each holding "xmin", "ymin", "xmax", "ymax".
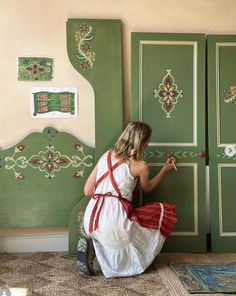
[
  {"xmin": 208, "ymin": 35, "xmax": 236, "ymax": 252},
  {"xmin": 131, "ymin": 33, "xmax": 206, "ymax": 252}
]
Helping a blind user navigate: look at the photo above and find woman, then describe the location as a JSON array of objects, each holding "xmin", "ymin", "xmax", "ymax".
[{"xmin": 78, "ymin": 121, "xmax": 177, "ymax": 278}]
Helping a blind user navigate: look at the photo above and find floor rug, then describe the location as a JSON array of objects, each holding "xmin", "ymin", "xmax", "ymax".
[
  {"xmin": 0, "ymin": 252, "xmax": 168, "ymax": 296},
  {"xmin": 169, "ymin": 262, "xmax": 236, "ymax": 294}
]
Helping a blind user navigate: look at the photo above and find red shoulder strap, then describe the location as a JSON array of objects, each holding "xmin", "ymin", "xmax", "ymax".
[
  {"xmin": 107, "ymin": 151, "xmax": 133, "ymax": 217},
  {"xmin": 94, "ymin": 151, "xmax": 122, "ymax": 190},
  {"xmin": 107, "ymin": 150, "xmax": 122, "ymax": 197}
]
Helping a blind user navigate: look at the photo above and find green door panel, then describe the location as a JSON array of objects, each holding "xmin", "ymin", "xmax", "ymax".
[
  {"xmin": 147, "ymin": 164, "xmax": 197, "ymax": 233},
  {"xmin": 131, "ymin": 33, "xmax": 206, "ymax": 252},
  {"xmin": 66, "ymin": 19, "xmax": 123, "ymax": 159},
  {"xmin": 142, "ymin": 43, "xmax": 194, "ymax": 143},
  {"xmin": 208, "ymin": 35, "xmax": 236, "ymax": 252},
  {"xmin": 219, "ymin": 46, "xmax": 236, "ymax": 144}
]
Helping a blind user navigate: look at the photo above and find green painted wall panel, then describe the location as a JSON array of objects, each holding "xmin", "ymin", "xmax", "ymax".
[
  {"xmin": 66, "ymin": 19, "xmax": 123, "ymax": 159},
  {"xmin": 0, "ymin": 128, "xmax": 95, "ymax": 228},
  {"xmin": 66, "ymin": 19, "xmax": 123, "ymax": 254}
]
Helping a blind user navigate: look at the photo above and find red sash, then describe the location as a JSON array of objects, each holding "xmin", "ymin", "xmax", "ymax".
[{"xmin": 88, "ymin": 151, "xmax": 177, "ymax": 237}]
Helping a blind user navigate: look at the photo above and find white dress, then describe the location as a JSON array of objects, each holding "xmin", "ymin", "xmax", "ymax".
[{"xmin": 83, "ymin": 151, "xmax": 167, "ymax": 278}]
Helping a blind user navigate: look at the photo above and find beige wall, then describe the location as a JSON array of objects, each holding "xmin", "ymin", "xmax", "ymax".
[
  {"xmin": 0, "ymin": 0, "xmax": 235, "ymax": 243},
  {"xmin": 1, "ymin": 0, "xmax": 236, "ymax": 150}
]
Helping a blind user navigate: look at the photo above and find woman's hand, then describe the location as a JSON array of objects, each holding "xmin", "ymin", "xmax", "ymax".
[
  {"xmin": 131, "ymin": 157, "xmax": 176, "ymax": 193},
  {"xmin": 162, "ymin": 157, "xmax": 177, "ymax": 173}
]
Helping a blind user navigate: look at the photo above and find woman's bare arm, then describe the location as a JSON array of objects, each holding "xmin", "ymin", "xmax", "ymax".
[{"xmin": 130, "ymin": 157, "xmax": 176, "ymax": 193}]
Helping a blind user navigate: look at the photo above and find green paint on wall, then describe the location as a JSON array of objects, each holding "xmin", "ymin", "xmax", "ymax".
[{"xmin": 67, "ymin": 19, "xmax": 123, "ymax": 159}]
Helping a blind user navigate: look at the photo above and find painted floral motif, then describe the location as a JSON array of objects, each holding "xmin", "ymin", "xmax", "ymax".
[
  {"xmin": 153, "ymin": 69, "xmax": 183, "ymax": 118},
  {"xmin": 18, "ymin": 57, "xmax": 53, "ymax": 81},
  {"xmin": 75, "ymin": 23, "xmax": 96, "ymax": 70},
  {"xmin": 28, "ymin": 146, "xmax": 70, "ymax": 178},
  {"xmin": 3, "ymin": 143, "xmax": 93, "ymax": 180},
  {"xmin": 223, "ymin": 86, "xmax": 236, "ymax": 104}
]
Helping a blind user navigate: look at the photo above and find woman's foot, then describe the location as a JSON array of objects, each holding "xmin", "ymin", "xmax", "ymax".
[{"xmin": 77, "ymin": 237, "xmax": 94, "ymax": 276}]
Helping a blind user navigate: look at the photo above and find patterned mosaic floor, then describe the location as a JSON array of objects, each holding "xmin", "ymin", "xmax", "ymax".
[{"xmin": 1, "ymin": 252, "xmax": 236, "ymax": 296}]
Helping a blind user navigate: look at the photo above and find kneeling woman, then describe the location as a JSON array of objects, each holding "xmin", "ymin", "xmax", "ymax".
[{"xmin": 78, "ymin": 121, "xmax": 177, "ymax": 278}]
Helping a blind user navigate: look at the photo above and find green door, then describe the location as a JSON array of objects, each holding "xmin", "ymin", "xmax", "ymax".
[
  {"xmin": 131, "ymin": 33, "xmax": 206, "ymax": 252},
  {"xmin": 208, "ymin": 35, "xmax": 236, "ymax": 252}
]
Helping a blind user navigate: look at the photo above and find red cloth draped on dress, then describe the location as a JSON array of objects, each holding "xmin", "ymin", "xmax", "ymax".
[{"xmin": 89, "ymin": 151, "xmax": 177, "ymax": 237}]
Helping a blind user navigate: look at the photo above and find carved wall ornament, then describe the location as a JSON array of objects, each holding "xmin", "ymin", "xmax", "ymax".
[{"xmin": 153, "ymin": 69, "xmax": 183, "ymax": 118}]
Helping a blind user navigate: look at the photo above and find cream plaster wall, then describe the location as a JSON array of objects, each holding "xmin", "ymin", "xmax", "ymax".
[
  {"xmin": 1, "ymin": 0, "xmax": 236, "ymax": 150},
  {"xmin": 1, "ymin": 0, "xmax": 236, "ymax": 248}
]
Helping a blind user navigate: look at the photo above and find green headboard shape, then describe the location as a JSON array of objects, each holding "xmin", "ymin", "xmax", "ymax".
[
  {"xmin": 0, "ymin": 127, "xmax": 94, "ymax": 228},
  {"xmin": 66, "ymin": 19, "xmax": 123, "ymax": 159},
  {"xmin": 66, "ymin": 19, "xmax": 123, "ymax": 254}
]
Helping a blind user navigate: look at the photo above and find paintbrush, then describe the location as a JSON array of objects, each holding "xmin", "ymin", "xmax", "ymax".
[{"xmin": 171, "ymin": 159, "xmax": 177, "ymax": 171}]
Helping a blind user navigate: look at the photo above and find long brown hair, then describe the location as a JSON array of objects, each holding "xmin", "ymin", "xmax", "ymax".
[{"xmin": 113, "ymin": 121, "xmax": 152, "ymax": 161}]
